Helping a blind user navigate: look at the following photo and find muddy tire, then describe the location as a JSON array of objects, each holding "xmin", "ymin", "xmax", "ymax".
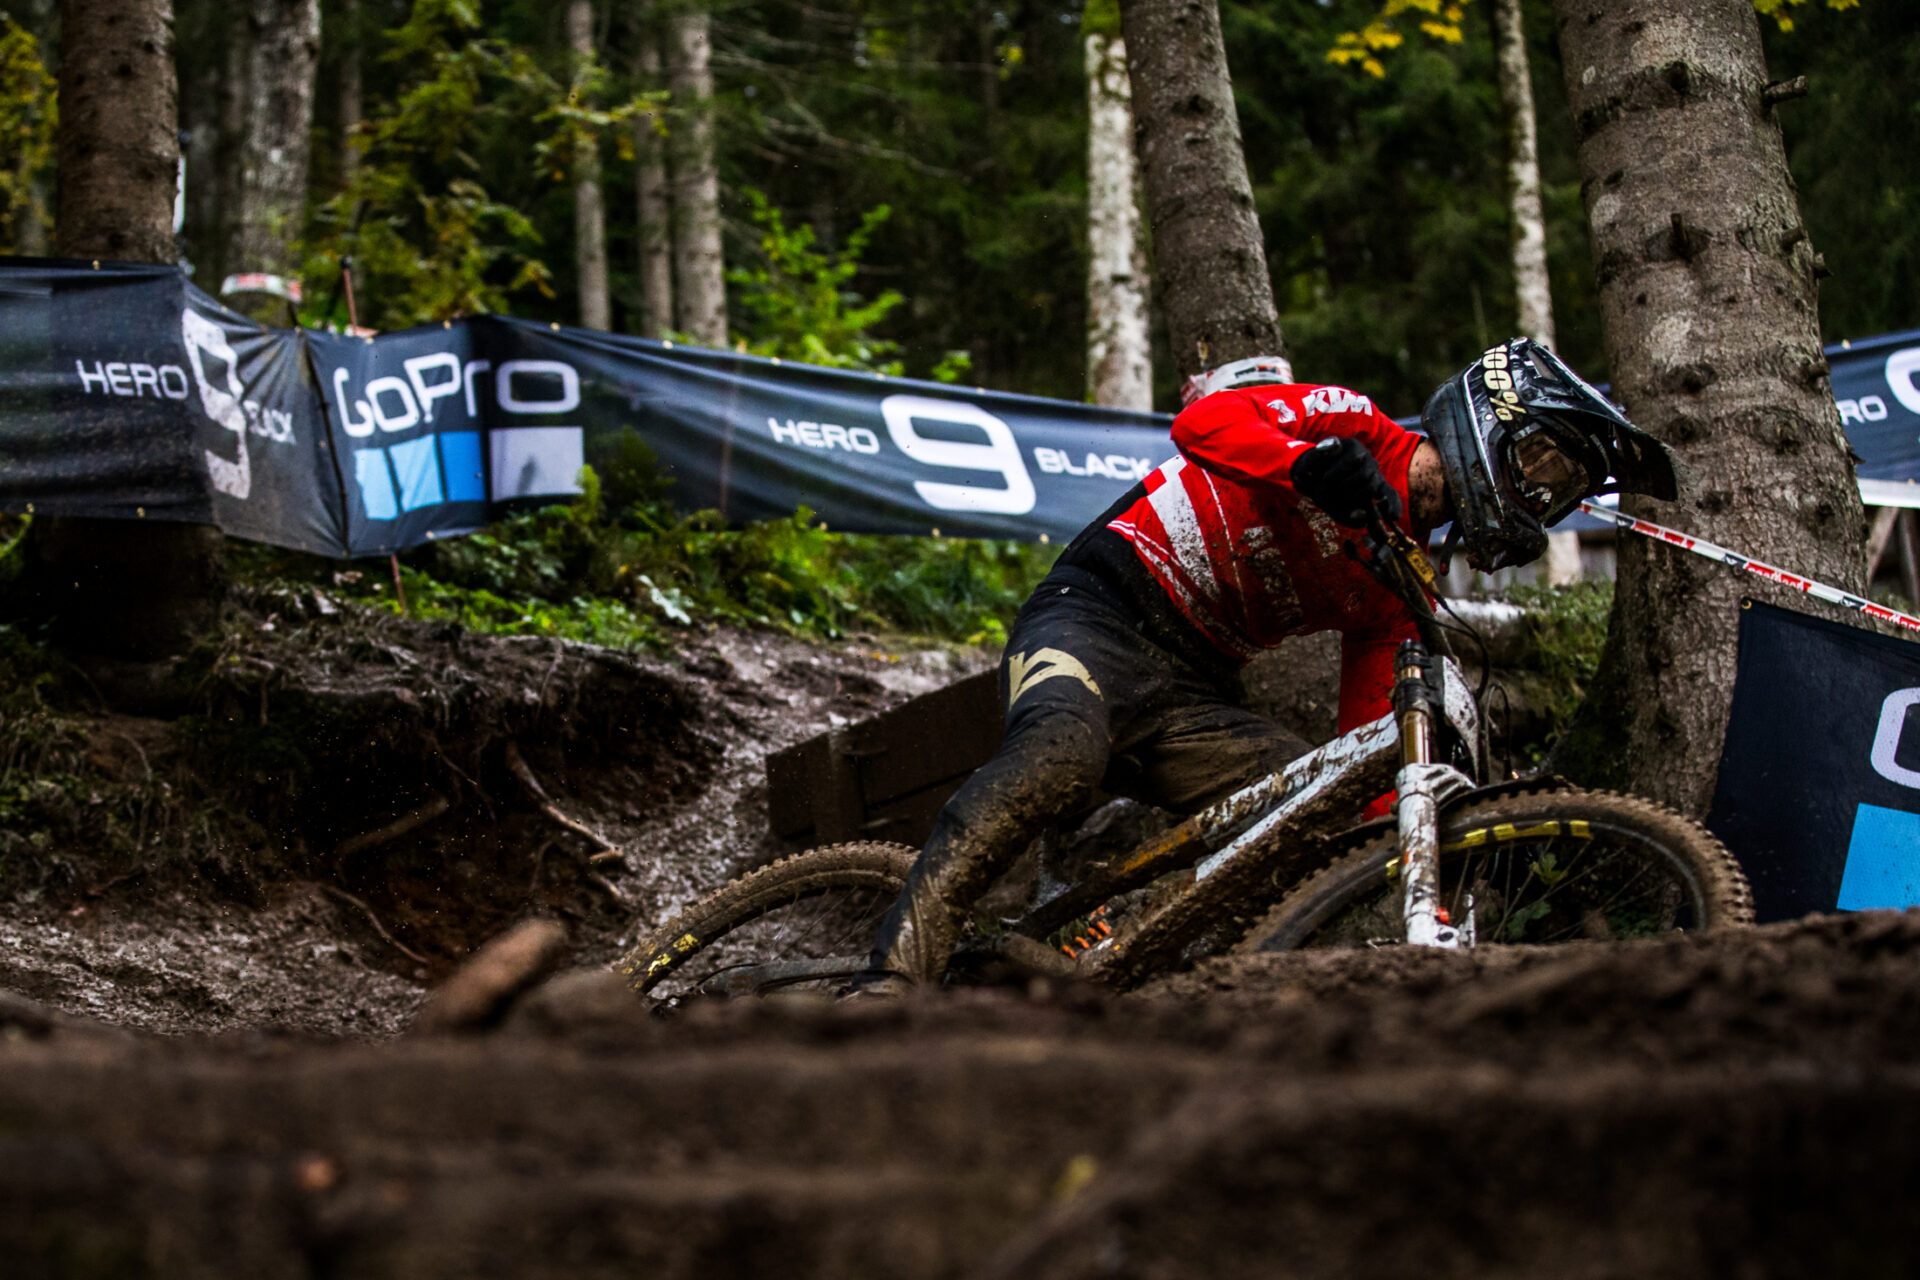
[
  {"xmin": 619, "ymin": 842, "xmax": 917, "ymax": 998},
  {"xmin": 1234, "ymin": 789, "xmax": 1754, "ymax": 952}
]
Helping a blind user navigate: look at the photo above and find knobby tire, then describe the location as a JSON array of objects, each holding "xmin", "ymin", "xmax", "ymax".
[
  {"xmin": 1233, "ymin": 788, "xmax": 1753, "ymax": 952},
  {"xmin": 620, "ymin": 842, "xmax": 917, "ymax": 998}
]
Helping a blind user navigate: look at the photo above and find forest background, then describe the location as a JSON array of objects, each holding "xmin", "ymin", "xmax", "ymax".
[
  {"xmin": 0, "ymin": 0, "xmax": 1913, "ymax": 654},
  {"xmin": 6, "ymin": 0, "xmax": 1911, "ymax": 415}
]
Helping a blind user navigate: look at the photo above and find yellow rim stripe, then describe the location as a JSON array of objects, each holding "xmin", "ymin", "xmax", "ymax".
[
  {"xmin": 641, "ymin": 931, "xmax": 704, "ymax": 978},
  {"xmin": 1441, "ymin": 818, "xmax": 1590, "ymax": 854}
]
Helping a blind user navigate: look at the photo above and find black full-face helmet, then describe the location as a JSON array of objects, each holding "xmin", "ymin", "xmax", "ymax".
[{"xmin": 1422, "ymin": 337, "xmax": 1679, "ymax": 572}]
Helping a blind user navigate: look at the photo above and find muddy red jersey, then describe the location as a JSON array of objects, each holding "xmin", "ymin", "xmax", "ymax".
[{"xmin": 1107, "ymin": 383, "xmax": 1428, "ymax": 732}]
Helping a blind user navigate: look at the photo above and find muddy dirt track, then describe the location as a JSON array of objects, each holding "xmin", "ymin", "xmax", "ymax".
[
  {"xmin": 6, "ymin": 911, "xmax": 1920, "ymax": 1278},
  {"xmin": 4, "ymin": 603, "xmax": 1919, "ymax": 1276}
]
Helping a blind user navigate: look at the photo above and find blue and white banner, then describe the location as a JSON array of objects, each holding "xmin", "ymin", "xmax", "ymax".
[
  {"xmin": 4, "ymin": 257, "xmax": 1920, "ymax": 557},
  {"xmin": 1828, "ymin": 327, "xmax": 1920, "ymax": 506},
  {"xmin": 313, "ymin": 318, "xmax": 1174, "ymax": 556},
  {"xmin": 0, "ymin": 258, "xmax": 1173, "ymax": 557},
  {"xmin": 1708, "ymin": 600, "xmax": 1920, "ymax": 920}
]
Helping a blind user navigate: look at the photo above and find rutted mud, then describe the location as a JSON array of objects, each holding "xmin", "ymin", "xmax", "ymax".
[
  {"xmin": 0, "ymin": 594, "xmax": 993, "ymax": 1035},
  {"xmin": 7, "ymin": 603, "xmax": 1920, "ymax": 1276},
  {"xmin": 5, "ymin": 912, "xmax": 1920, "ymax": 1277}
]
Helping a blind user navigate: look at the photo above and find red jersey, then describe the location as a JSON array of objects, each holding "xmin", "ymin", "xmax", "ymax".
[{"xmin": 1107, "ymin": 383, "xmax": 1428, "ymax": 733}]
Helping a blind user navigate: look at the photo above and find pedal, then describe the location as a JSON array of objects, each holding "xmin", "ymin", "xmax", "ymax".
[{"xmin": 1058, "ymin": 904, "xmax": 1114, "ymax": 959}]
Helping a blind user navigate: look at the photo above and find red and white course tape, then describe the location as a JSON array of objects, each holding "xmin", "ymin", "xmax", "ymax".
[{"xmin": 1577, "ymin": 499, "xmax": 1920, "ymax": 636}]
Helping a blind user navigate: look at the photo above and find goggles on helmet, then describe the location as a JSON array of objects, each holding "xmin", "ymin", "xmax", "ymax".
[{"xmin": 1504, "ymin": 425, "xmax": 1592, "ymax": 523}]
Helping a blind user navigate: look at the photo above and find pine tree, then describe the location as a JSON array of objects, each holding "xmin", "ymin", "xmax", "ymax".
[{"xmin": 1548, "ymin": 0, "xmax": 1865, "ymax": 812}]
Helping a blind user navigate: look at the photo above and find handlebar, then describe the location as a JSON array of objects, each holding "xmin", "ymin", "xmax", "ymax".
[{"xmin": 1359, "ymin": 501, "xmax": 1456, "ymax": 661}]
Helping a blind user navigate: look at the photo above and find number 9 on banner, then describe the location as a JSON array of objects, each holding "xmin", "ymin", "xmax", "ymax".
[{"xmin": 880, "ymin": 394, "xmax": 1036, "ymax": 516}]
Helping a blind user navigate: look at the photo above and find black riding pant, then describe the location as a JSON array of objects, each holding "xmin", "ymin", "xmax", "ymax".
[{"xmin": 870, "ymin": 567, "xmax": 1309, "ymax": 984}]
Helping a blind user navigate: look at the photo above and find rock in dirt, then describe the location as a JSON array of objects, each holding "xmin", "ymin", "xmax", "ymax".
[
  {"xmin": 412, "ymin": 919, "xmax": 571, "ymax": 1034},
  {"xmin": 502, "ymin": 967, "xmax": 644, "ymax": 1036}
]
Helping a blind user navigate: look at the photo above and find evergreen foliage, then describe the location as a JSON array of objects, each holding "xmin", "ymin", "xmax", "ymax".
[
  {"xmin": 229, "ymin": 472, "xmax": 1058, "ymax": 649},
  {"xmin": 1762, "ymin": 0, "xmax": 1919, "ymax": 345},
  {"xmin": 0, "ymin": 13, "xmax": 54, "ymax": 253}
]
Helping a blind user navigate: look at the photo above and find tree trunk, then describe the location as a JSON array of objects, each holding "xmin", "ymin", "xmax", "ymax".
[
  {"xmin": 1492, "ymin": 0, "xmax": 1556, "ymax": 350},
  {"xmin": 634, "ymin": 27, "xmax": 673, "ymax": 339},
  {"xmin": 338, "ymin": 0, "xmax": 362, "ymax": 183},
  {"xmin": 204, "ymin": 1, "xmax": 251, "ymax": 284},
  {"xmin": 567, "ymin": 0, "xmax": 610, "ymax": 331},
  {"xmin": 1085, "ymin": 32, "xmax": 1153, "ymax": 411},
  {"xmin": 666, "ymin": 6, "xmax": 726, "ymax": 348},
  {"xmin": 1548, "ymin": 0, "xmax": 1865, "ymax": 815},
  {"xmin": 56, "ymin": 0, "xmax": 179, "ymax": 263},
  {"xmin": 227, "ymin": 0, "xmax": 320, "ymax": 281},
  {"xmin": 1118, "ymin": 0, "xmax": 1284, "ymax": 379},
  {"xmin": 38, "ymin": 0, "xmax": 225, "ymax": 662}
]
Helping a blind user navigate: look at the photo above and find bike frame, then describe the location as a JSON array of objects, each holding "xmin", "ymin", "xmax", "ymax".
[
  {"xmin": 1046, "ymin": 517, "xmax": 1486, "ymax": 964},
  {"xmin": 1029, "ymin": 639, "xmax": 1483, "ymax": 972}
]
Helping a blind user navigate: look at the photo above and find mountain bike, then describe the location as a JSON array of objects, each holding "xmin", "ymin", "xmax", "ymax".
[{"xmin": 619, "ymin": 512, "xmax": 1753, "ymax": 1001}]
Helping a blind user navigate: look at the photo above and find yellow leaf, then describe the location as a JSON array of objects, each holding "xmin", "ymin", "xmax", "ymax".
[
  {"xmin": 1444, "ymin": 4, "xmax": 1465, "ymax": 20},
  {"xmin": 1420, "ymin": 20, "xmax": 1464, "ymax": 41},
  {"xmin": 1363, "ymin": 57, "xmax": 1386, "ymax": 77}
]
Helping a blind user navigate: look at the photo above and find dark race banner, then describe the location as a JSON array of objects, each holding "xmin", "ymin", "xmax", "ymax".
[
  {"xmin": 1707, "ymin": 600, "xmax": 1920, "ymax": 922},
  {"xmin": 1827, "ymin": 326, "xmax": 1920, "ymax": 506},
  {"xmin": 6, "ymin": 257, "xmax": 1920, "ymax": 556},
  {"xmin": 0, "ymin": 259, "xmax": 344, "ymax": 555},
  {"xmin": 312, "ymin": 317, "xmax": 1177, "ymax": 555},
  {"xmin": 1, "ymin": 259, "xmax": 1174, "ymax": 556}
]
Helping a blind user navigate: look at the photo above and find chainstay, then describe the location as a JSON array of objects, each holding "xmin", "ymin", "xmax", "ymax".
[{"xmin": 1087, "ymin": 744, "xmax": 1399, "ymax": 987}]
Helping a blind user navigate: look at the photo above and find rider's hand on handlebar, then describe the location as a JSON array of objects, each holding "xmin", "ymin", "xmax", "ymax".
[{"xmin": 1290, "ymin": 437, "xmax": 1403, "ymax": 530}]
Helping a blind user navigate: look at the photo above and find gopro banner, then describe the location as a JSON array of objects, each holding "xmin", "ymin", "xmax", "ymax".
[
  {"xmin": 7, "ymin": 257, "xmax": 1920, "ymax": 557},
  {"xmin": 0, "ymin": 260, "xmax": 342, "ymax": 555},
  {"xmin": 1828, "ymin": 327, "xmax": 1920, "ymax": 504},
  {"xmin": 1, "ymin": 258, "xmax": 1173, "ymax": 557},
  {"xmin": 313, "ymin": 318, "xmax": 1178, "ymax": 555},
  {"xmin": 1707, "ymin": 600, "xmax": 1920, "ymax": 922}
]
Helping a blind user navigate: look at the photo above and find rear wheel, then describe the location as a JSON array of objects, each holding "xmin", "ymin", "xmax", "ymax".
[
  {"xmin": 1235, "ymin": 789, "xmax": 1753, "ymax": 952},
  {"xmin": 619, "ymin": 842, "xmax": 916, "ymax": 999}
]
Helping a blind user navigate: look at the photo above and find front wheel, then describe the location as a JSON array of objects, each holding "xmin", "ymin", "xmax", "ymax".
[
  {"xmin": 619, "ymin": 842, "xmax": 916, "ymax": 999},
  {"xmin": 1234, "ymin": 789, "xmax": 1753, "ymax": 952}
]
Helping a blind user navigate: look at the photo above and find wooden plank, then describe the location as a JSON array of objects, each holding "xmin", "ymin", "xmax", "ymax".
[{"xmin": 766, "ymin": 669, "xmax": 1005, "ymax": 846}]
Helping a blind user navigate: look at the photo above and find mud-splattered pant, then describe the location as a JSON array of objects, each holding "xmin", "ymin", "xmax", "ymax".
[{"xmin": 870, "ymin": 569, "xmax": 1310, "ymax": 984}]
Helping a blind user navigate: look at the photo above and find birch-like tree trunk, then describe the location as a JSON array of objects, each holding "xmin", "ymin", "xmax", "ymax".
[
  {"xmin": 36, "ymin": 0, "xmax": 226, "ymax": 660},
  {"xmin": 634, "ymin": 17, "xmax": 673, "ymax": 338},
  {"xmin": 568, "ymin": 0, "xmax": 610, "ymax": 331},
  {"xmin": 1085, "ymin": 31, "xmax": 1153, "ymax": 410},
  {"xmin": 1492, "ymin": 0, "xmax": 1555, "ymax": 350},
  {"xmin": 667, "ymin": 6, "xmax": 727, "ymax": 348},
  {"xmin": 1118, "ymin": 0, "xmax": 1285, "ymax": 379},
  {"xmin": 227, "ymin": 0, "xmax": 320, "ymax": 280},
  {"xmin": 200, "ymin": 3, "xmax": 251, "ymax": 282},
  {"xmin": 338, "ymin": 0, "xmax": 363, "ymax": 182},
  {"xmin": 1548, "ymin": 0, "xmax": 1864, "ymax": 814}
]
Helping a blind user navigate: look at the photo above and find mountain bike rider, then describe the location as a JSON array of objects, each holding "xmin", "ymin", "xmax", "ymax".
[{"xmin": 866, "ymin": 337, "xmax": 1680, "ymax": 987}]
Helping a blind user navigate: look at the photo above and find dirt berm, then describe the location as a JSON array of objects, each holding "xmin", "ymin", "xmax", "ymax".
[{"xmin": 6, "ymin": 909, "xmax": 1920, "ymax": 1279}]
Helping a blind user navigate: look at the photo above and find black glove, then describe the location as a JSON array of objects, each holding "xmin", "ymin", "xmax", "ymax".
[{"xmin": 1288, "ymin": 436, "xmax": 1402, "ymax": 529}]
